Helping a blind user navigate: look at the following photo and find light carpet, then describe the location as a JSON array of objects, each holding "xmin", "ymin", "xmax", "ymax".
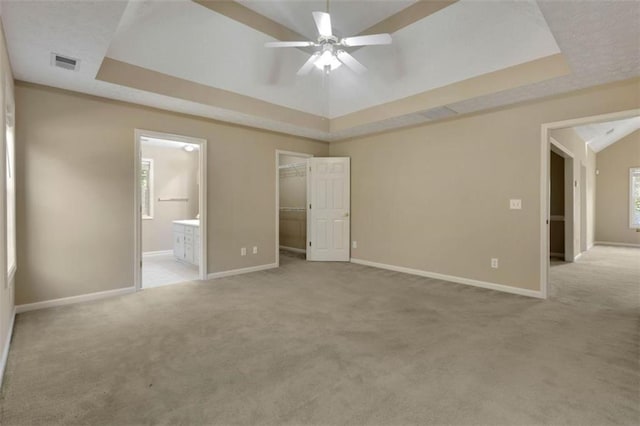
[{"xmin": 1, "ymin": 246, "xmax": 638, "ymax": 425}]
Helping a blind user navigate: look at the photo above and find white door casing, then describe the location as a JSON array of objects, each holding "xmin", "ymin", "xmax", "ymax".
[{"xmin": 307, "ymin": 157, "xmax": 350, "ymax": 261}]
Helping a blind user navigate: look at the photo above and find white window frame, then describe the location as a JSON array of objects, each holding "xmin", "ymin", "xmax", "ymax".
[
  {"xmin": 630, "ymin": 167, "xmax": 640, "ymax": 229},
  {"xmin": 141, "ymin": 158, "xmax": 154, "ymax": 220}
]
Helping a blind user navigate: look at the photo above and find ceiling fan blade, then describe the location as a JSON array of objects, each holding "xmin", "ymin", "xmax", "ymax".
[
  {"xmin": 336, "ymin": 51, "xmax": 367, "ymax": 74},
  {"xmin": 312, "ymin": 11, "xmax": 332, "ymax": 37},
  {"xmin": 265, "ymin": 41, "xmax": 315, "ymax": 48},
  {"xmin": 341, "ymin": 33, "xmax": 392, "ymax": 47},
  {"xmin": 297, "ymin": 52, "xmax": 321, "ymax": 76}
]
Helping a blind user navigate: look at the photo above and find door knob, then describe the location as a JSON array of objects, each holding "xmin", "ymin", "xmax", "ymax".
[{"xmin": 344, "ymin": 212, "xmax": 350, "ymax": 217}]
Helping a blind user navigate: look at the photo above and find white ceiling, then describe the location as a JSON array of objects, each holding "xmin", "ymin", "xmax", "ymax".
[
  {"xmin": 327, "ymin": 0, "xmax": 559, "ymax": 117},
  {"xmin": 574, "ymin": 117, "xmax": 640, "ymax": 153},
  {"xmin": 108, "ymin": 0, "xmax": 327, "ymax": 116},
  {"xmin": 104, "ymin": 0, "xmax": 559, "ymax": 119},
  {"xmin": 237, "ymin": 0, "xmax": 418, "ymax": 40},
  {"xmin": 1, "ymin": 0, "xmax": 639, "ymax": 141}
]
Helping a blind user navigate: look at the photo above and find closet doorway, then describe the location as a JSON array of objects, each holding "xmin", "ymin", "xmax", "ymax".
[{"xmin": 276, "ymin": 151, "xmax": 312, "ymax": 265}]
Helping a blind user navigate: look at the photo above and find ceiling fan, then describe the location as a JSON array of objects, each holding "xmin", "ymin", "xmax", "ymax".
[{"xmin": 265, "ymin": 10, "xmax": 392, "ymax": 76}]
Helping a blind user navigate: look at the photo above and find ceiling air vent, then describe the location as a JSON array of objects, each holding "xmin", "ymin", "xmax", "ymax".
[
  {"xmin": 420, "ymin": 106, "xmax": 458, "ymax": 121},
  {"xmin": 51, "ymin": 53, "xmax": 79, "ymax": 71}
]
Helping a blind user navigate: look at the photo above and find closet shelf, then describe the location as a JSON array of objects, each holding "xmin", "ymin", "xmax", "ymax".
[
  {"xmin": 279, "ymin": 162, "xmax": 307, "ymax": 178},
  {"xmin": 278, "ymin": 162, "xmax": 306, "ymax": 170},
  {"xmin": 158, "ymin": 197, "xmax": 189, "ymax": 202},
  {"xmin": 279, "ymin": 207, "xmax": 306, "ymax": 212}
]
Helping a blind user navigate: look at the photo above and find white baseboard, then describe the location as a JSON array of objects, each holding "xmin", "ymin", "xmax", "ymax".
[
  {"xmin": 15, "ymin": 287, "xmax": 136, "ymax": 314},
  {"xmin": 350, "ymin": 258, "xmax": 544, "ymax": 299},
  {"xmin": 207, "ymin": 263, "xmax": 278, "ymax": 280},
  {"xmin": 143, "ymin": 250, "xmax": 173, "ymax": 257},
  {"xmin": 595, "ymin": 241, "xmax": 640, "ymax": 248},
  {"xmin": 279, "ymin": 245, "xmax": 306, "ymax": 254},
  {"xmin": 0, "ymin": 307, "xmax": 16, "ymax": 388}
]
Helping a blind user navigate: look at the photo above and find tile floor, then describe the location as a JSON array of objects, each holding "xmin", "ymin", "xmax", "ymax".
[{"xmin": 142, "ymin": 253, "xmax": 199, "ymax": 288}]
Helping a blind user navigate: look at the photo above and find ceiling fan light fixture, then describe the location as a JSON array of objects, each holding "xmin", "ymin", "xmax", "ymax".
[{"xmin": 314, "ymin": 50, "xmax": 342, "ymax": 71}]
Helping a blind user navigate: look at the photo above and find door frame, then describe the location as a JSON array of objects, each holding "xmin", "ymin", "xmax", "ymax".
[
  {"xmin": 134, "ymin": 129, "xmax": 208, "ymax": 291},
  {"xmin": 580, "ymin": 163, "xmax": 588, "ymax": 253},
  {"xmin": 539, "ymin": 108, "xmax": 640, "ymax": 298},
  {"xmin": 275, "ymin": 150, "xmax": 313, "ymax": 267}
]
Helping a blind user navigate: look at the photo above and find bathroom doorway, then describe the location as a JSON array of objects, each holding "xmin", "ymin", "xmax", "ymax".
[{"xmin": 134, "ymin": 130, "xmax": 207, "ymax": 290}]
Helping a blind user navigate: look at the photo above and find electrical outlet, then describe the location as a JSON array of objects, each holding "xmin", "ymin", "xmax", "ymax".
[
  {"xmin": 241, "ymin": 247, "xmax": 247, "ymax": 256},
  {"xmin": 352, "ymin": 241, "xmax": 357, "ymax": 249},
  {"xmin": 252, "ymin": 246, "xmax": 258, "ymax": 254},
  {"xmin": 509, "ymin": 199, "xmax": 522, "ymax": 210},
  {"xmin": 491, "ymin": 258, "xmax": 499, "ymax": 269}
]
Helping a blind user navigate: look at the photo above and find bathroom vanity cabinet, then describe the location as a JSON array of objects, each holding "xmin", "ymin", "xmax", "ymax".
[{"xmin": 173, "ymin": 220, "xmax": 199, "ymax": 266}]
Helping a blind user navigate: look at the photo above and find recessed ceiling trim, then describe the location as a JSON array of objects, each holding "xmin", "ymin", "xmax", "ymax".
[
  {"xmin": 193, "ymin": 0, "xmax": 458, "ymax": 49},
  {"xmin": 96, "ymin": 57, "xmax": 329, "ymax": 133},
  {"xmin": 192, "ymin": 0, "xmax": 308, "ymax": 42},
  {"xmin": 358, "ymin": 0, "xmax": 458, "ymax": 36},
  {"xmin": 96, "ymin": 53, "xmax": 570, "ymax": 137},
  {"xmin": 331, "ymin": 53, "xmax": 571, "ymax": 132}
]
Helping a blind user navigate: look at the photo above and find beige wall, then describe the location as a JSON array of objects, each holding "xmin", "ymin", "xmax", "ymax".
[
  {"xmin": 330, "ymin": 79, "xmax": 639, "ymax": 292},
  {"xmin": 0, "ymin": 21, "xmax": 15, "ymax": 384},
  {"xmin": 279, "ymin": 155, "xmax": 307, "ymax": 250},
  {"xmin": 141, "ymin": 144, "xmax": 199, "ymax": 252},
  {"xmin": 596, "ymin": 130, "xmax": 640, "ymax": 245},
  {"xmin": 15, "ymin": 83, "xmax": 328, "ymax": 305}
]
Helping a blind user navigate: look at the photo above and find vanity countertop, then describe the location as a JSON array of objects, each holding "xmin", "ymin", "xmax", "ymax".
[{"xmin": 173, "ymin": 219, "xmax": 200, "ymax": 227}]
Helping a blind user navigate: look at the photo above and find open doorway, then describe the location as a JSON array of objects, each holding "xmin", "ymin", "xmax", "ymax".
[
  {"xmin": 276, "ymin": 150, "xmax": 312, "ymax": 265},
  {"xmin": 134, "ymin": 130, "xmax": 207, "ymax": 290},
  {"xmin": 540, "ymin": 109, "xmax": 640, "ymax": 298}
]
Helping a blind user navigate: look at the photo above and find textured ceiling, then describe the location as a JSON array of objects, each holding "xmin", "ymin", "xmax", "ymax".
[
  {"xmin": 573, "ymin": 116, "xmax": 640, "ymax": 153},
  {"xmin": 1, "ymin": 0, "xmax": 639, "ymax": 142}
]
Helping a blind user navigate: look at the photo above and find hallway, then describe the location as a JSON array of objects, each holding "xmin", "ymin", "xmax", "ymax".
[{"xmin": 549, "ymin": 245, "xmax": 640, "ymax": 309}]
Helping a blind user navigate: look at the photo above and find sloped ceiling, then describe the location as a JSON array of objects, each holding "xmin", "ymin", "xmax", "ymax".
[
  {"xmin": 574, "ymin": 116, "xmax": 640, "ymax": 153},
  {"xmin": 2, "ymin": 0, "xmax": 639, "ymax": 141}
]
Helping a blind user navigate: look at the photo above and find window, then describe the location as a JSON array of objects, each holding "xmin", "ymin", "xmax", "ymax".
[
  {"xmin": 5, "ymin": 82, "xmax": 15, "ymax": 281},
  {"xmin": 141, "ymin": 158, "xmax": 154, "ymax": 219},
  {"xmin": 631, "ymin": 167, "xmax": 640, "ymax": 229}
]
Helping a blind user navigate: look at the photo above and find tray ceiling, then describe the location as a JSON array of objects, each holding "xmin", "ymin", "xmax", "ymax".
[{"xmin": 2, "ymin": 0, "xmax": 639, "ymax": 141}]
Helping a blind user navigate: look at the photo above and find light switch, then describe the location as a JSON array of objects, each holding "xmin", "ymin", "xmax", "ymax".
[{"xmin": 509, "ymin": 199, "xmax": 522, "ymax": 210}]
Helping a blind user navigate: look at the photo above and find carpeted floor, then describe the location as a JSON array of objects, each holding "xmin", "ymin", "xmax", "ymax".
[{"xmin": 1, "ymin": 246, "xmax": 638, "ymax": 425}]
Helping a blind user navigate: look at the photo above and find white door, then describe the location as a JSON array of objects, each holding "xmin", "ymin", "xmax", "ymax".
[{"xmin": 307, "ymin": 157, "xmax": 350, "ymax": 261}]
